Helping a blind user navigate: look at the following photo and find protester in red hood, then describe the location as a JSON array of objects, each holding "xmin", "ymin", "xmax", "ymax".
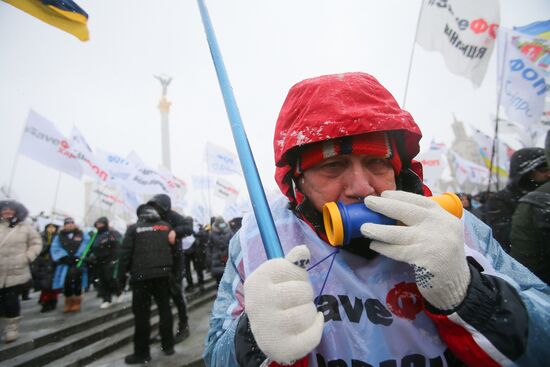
[{"xmin": 203, "ymin": 72, "xmax": 549, "ymax": 367}]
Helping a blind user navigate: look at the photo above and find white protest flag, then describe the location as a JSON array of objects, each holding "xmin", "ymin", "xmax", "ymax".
[
  {"xmin": 417, "ymin": 149, "xmax": 447, "ymax": 189},
  {"xmin": 429, "ymin": 138, "xmax": 448, "ymax": 152},
  {"xmin": 191, "ymin": 202, "xmax": 210, "ymax": 225},
  {"xmin": 158, "ymin": 167, "xmax": 188, "ymax": 197},
  {"xmin": 449, "ymin": 150, "xmax": 489, "ymax": 186},
  {"xmin": 96, "ymin": 149, "xmax": 134, "ymax": 181},
  {"xmin": 90, "ymin": 186, "xmax": 125, "ymax": 210},
  {"xmin": 68, "ymin": 127, "xmax": 112, "ymax": 183},
  {"xmin": 121, "ymin": 187, "xmax": 141, "ymax": 212},
  {"xmin": 102, "ymin": 151, "xmax": 171, "ymax": 196},
  {"xmin": 490, "ymin": 115, "xmax": 538, "ymax": 147},
  {"xmin": 126, "ymin": 151, "xmax": 146, "ymax": 168},
  {"xmin": 191, "ymin": 175, "xmax": 216, "ymax": 190},
  {"xmin": 126, "ymin": 163, "xmax": 172, "ymax": 195},
  {"xmin": 204, "ymin": 142, "xmax": 242, "ymax": 176},
  {"xmin": 470, "ymin": 127, "xmax": 514, "ymax": 177},
  {"xmin": 18, "ymin": 110, "xmax": 83, "ymax": 178},
  {"xmin": 416, "ymin": 0, "xmax": 500, "ymax": 87},
  {"xmin": 223, "ymin": 201, "xmax": 249, "ymax": 221},
  {"xmin": 213, "ymin": 177, "xmax": 239, "ymax": 203},
  {"xmin": 497, "ymin": 27, "xmax": 548, "ymax": 128}
]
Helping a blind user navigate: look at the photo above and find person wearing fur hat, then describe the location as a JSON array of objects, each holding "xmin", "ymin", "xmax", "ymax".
[
  {"xmin": 0, "ymin": 200, "xmax": 42, "ymax": 343},
  {"xmin": 50, "ymin": 218, "xmax": 90, "ymax": 313},
  {"xmin": 32, "ymin": 223, "xmax": 60, "ymax": 313},
  {"xmin": 511, "ymin": 131, "xmax": 550, "ymax": 284},
  {"xmin": 203, "ymin": 73, "xmax": 550, "ymax": 367}
]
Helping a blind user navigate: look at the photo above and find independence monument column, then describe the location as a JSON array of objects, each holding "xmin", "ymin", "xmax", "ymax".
[{"xmin": 155, "ymin": 74, "xmax": 172, "ymax": 170}]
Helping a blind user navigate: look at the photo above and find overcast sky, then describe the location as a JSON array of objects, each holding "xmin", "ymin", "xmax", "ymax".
[{"xmin": 1, "ymin": 0, "xmax": 548, "ymax": 222}]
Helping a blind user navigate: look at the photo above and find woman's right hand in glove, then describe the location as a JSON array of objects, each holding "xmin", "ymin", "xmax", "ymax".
[{"xmin": 244, "ymin": 245, "xmax": 324, "ymax": 365}]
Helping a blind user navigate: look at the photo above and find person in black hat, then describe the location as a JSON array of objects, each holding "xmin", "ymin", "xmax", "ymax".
[
  {"xmin": 119, "ymin": 204, "xmax": 177, "ymax": 364},
  {"xmin": 89, "ymin": 217, "xmax": 121, "ymax": 309},
  {"xmin": 147, "ymin": 194, "xmax": 194, "ymax": 342},
  {"xmin": 485, "ymin": 147, "xmax": 550, "ymax": 253}
]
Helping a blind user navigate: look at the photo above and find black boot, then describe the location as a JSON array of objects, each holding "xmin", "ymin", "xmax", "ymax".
[
  {"xmin": 174, "ymin": 322, "xmax": 190, "ymax": 343},
  {"xmin": 124, "ymin": 354, "xmax": 151, "ymax": 364},
  {"xmin": 40, "ymin": 300, "xmax": 57, "ymax": 313}
]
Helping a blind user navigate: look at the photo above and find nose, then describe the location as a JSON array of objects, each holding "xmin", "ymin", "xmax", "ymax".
[{"xmin": 342, "ymin": 162, "xmax": 376, "ymax": 202}]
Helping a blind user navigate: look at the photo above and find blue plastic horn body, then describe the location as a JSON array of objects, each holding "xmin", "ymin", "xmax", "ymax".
[{"xmin": 337, "ymin": 202, "xmax": 396, "ymax": 245}]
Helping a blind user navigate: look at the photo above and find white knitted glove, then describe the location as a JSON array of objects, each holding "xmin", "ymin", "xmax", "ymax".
[
  {"xmin": 360, "ymin": 190, "xmax": 470, "ymax": 311},
  {"xmin": 244, "ymin": 245, "xmax": 324, "ymax": 365}
]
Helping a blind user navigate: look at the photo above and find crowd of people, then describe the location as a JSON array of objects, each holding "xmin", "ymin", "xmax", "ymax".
[
  {"xmin": 1, "ymin": 73, "xmax": 549, "ymax": 366},
  {"xmin": 0, "ymin": 194, "xmax": 241, "ymax": 365}
]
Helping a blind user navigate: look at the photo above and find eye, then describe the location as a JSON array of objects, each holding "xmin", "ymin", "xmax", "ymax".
[
  {"xmin": 364, "ymin": 158, "xmax": 393, "ymax": 174},
  {"xmin": 314, "ymin": 157, "xmax": 349, "ymax": 176}
]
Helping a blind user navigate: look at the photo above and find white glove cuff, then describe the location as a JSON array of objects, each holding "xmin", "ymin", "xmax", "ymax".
[{"xmin": 422, "ymin": 261, "xmax": 471, "ymax": 311}]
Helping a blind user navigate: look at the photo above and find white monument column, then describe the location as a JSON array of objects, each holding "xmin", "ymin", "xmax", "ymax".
[{"xmin": 155, "ymin": 74, "xmax": 172, "ymax": 170}]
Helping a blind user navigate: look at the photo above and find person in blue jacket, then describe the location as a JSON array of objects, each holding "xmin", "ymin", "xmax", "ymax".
[
  {"xmin": 203, "ymin": 73, "xmax": 550, "ymax": 367},
  {"xmin": 50, "ymin": 217, "xmax": 90, "ymax": 313}
]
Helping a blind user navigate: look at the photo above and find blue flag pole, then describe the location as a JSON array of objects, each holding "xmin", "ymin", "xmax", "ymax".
[{"xmin": 197, "ymin": 0, "xmax": 284, "ymax": 259}]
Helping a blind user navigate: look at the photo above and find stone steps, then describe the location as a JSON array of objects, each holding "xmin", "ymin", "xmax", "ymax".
[{"xmin": 0, "ymin": 276, "xmax": 217, "ymax": 366}]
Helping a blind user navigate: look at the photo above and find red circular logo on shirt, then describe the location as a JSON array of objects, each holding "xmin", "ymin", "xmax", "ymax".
[{"xmin": 386, "ymin": 282, "xmax": 424, "ymax": 320}]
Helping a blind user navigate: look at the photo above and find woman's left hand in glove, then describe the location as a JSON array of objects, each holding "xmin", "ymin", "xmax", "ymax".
[{"xmin": 360, "ymin": 190, "xmax": 470, "ymax": 311}]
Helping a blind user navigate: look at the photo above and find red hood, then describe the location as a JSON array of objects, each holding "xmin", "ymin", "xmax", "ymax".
[{"xmin": 273, "ymin": 72, "xmax": 424, "ymax": 203}]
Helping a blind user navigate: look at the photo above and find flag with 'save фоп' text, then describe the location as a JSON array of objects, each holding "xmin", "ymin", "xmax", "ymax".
[
  {"xmin": 416, "ymin": 0, "xmax": 500, "ymax": 87},
  {"xmin": 68, "ymin": 126, "xmax": 112, "ymax": 183},
  {"xmin": 497, "ymin": 27, "xmax": 548, "ymax": 129},
  {"xmin": 18, "ymin": 110, "xmax": 83, "ymax": 178},
  {"xmin": 2, "ymin": 0, "xmax": 89, "ymax": 41}
]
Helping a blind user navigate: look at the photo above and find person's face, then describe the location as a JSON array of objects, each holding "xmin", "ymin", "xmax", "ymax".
[
  {"xmin": 95, "ymin": 222, "xmax": 105, "ymax": 231},
  {"xmin": 1, "ymin": 208, "xmax": 15, "ymax": 220},
  {"xmin": 531, "ymin": 165, "xmax": 550, "ymax": 183},
  {"xmin": 46, "ymin": 225, "xmax": 57, "ymax": 234},
  {"xmin": 298, "ymin": 154, "xmax": 397, "ymax": 212},
  {"xmin": 459, "ymin": 195, "xmax": 470, "ymax": 209},
  {"xmin": 64, "ymin": 222, "xmax": 76, "ymax": 231}
]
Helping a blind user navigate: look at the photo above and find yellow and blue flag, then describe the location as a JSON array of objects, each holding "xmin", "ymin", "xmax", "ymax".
[
  {"xmin": 515, "ymin": 20, "xmax": 550, "ymax": 40},
  {"xmin": 3, "ymin": 0, "xmax": 89, "ymax": 41}
]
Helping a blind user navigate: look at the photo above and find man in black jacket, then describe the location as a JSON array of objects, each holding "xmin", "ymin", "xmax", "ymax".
[
  {"xmin": 119, "ymin": 204, "xmax": 177, "ymax": 364},
  {"xmin": 147, "ymin": 194, "xmax": 193, "ymax": 342}
]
